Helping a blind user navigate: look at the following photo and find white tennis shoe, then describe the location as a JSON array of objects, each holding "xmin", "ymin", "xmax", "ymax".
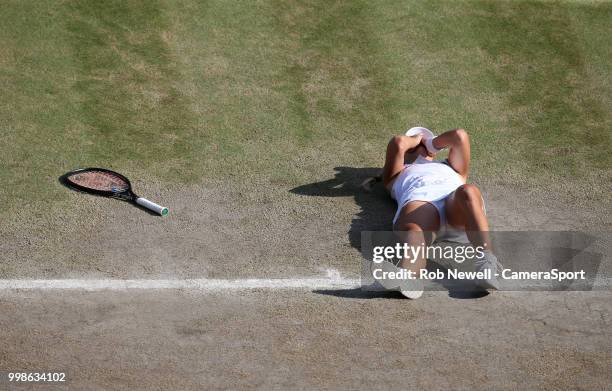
[
  {"xmin": 475, "ymin": 251, "xmax": 502, "ymax": 290},
  {"xmin": 370, "ymin": 260, "xmax": 424, "ymax": 299}
]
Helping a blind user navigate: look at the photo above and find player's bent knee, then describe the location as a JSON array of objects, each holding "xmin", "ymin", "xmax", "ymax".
[
  {"xmin": 456, "ymin": 184, "xmax": 481, "ymax": 204},
  {"xmin": 394, "ymin": 222, "xmax": 436, "ymax": 246}
]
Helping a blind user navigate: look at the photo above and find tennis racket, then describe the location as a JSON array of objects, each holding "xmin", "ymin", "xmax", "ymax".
[{"xmin": 61, "ymin": 168, "xmax": 169, "ymax": 216}]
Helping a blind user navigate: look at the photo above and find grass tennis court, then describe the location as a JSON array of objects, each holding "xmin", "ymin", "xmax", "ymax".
[
  {"xmin": 1, "ymin": 1, "xmax": 611, "ymax": 389},
  {"xmin": 1, "ymin": 0, "xmax": 611, "ymax": 216}
]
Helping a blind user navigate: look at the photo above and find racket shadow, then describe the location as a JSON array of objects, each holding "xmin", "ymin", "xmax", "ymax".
[{"xmin": 58, "ymin": 173, "xmax": 159, "ymax": 216}]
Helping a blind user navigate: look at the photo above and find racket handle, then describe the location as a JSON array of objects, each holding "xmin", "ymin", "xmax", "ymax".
[{"xmin": 136, "ymin": 197, "xmax": 169, "ymax": 216}]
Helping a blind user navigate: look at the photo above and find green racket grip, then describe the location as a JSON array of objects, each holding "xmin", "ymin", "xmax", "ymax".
[{"xmin": 136, "ymin": 197, "xmax": 169, "ymax": 216}]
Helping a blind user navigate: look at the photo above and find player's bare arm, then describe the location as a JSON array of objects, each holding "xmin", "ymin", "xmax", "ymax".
[
  {"xmin": 382, "ymin": 134, "xmax": 422, "ymax": 190},
  {"xmin": 431, "ymin": 128, "xmax": 471, "ymax": 179}
]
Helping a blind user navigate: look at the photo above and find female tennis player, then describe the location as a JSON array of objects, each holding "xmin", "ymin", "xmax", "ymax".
[{"xmin": 380, "ymin": 127, "xmax": 500, "ymax": 298}]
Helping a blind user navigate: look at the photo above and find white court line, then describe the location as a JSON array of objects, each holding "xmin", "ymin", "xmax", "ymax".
[
  {"xmin": 0, "ymin": 278, "xmax": 360, "ymax": 291},
  {"xmin": 0, "ymin": 271, "xmax": 361, "ymax": 291}
]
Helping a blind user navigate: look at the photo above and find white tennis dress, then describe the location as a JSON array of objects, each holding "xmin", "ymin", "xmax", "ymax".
[{"xmin": 390, "ymin": 156, "xmax": 465, "ymax": 227}]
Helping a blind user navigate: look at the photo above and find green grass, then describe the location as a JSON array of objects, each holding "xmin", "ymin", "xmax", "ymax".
[{"xmin": 1, "ymin": 0, "xmax": 610, "ymax": 215}]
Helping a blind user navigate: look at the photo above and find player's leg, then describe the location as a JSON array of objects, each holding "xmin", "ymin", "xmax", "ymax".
[
  {"xmin": 445, "ymin": 184, "xmax": 500, "ymax": 289},
  {"xmin": 394, "ymin": 201, "xmax": 440, "ymax": 272},
  {"xmin": 384, "ymin": 201, "xmax": 440, "ymax": 299},
  {"xmin": 445, "ymin": 184, "xmax": 491, "ymax": 250}
]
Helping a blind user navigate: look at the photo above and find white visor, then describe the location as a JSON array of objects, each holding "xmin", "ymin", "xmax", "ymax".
[{"xmin": 405, "ymin": 126, "xmax": 435, "ymax": 139}]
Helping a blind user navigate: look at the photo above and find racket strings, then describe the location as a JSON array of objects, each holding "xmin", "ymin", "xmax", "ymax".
[{"xmin": 68, "ymin": 170, "xmax": 129, "ymax": 192}]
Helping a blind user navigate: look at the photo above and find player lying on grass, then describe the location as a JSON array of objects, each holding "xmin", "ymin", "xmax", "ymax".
[{"xmin": 377, "ymin": 127, "xmax": 500, "ymax": 299}]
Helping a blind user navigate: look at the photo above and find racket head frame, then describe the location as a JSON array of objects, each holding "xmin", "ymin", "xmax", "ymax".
[{"xmin": 60, "ymin": 167, "xmax": 138, "ymax": 202}]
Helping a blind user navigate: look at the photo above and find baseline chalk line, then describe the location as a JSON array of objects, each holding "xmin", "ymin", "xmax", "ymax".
[{"xmin": 0, "ymin": 271, "xmax": 360, "ymax": 291}]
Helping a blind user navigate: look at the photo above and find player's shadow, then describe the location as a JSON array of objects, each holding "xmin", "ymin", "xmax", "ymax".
[
  {"xmin": 291, "ymin": 167, "xmax": 488, "ymax": 300},
  {"xmin": 313, "ymin": 285, "xmax": 488, "ymax": 300},
  {"xmin": 290, "ymin": 167, "xmax": 395, "ymax": 251},
  {"xmin": 312, "ymin": 263, "xmax": 489, "ymax": 300}
]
